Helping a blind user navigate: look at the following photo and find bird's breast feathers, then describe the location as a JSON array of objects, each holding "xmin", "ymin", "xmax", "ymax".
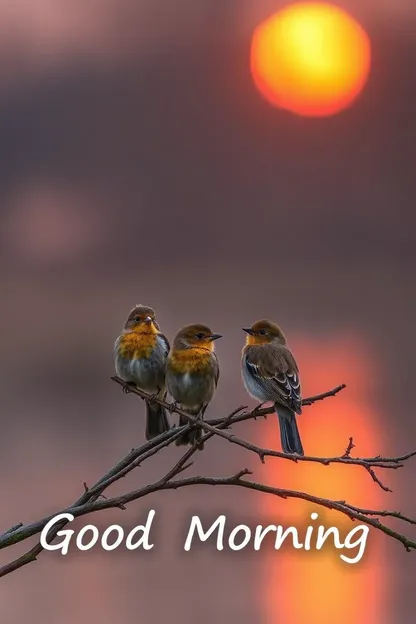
[
  {"xmin": 116, "ymin": 331, "xmax": 159, "ymax": 360},
  {"xmin": 169, "ymin": 348, "xmax": 214, "ymax": 374}
]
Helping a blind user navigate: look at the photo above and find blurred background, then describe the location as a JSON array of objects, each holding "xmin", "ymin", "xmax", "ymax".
[{"xmin": 0, "ymin": 0, "xmax": 415, "ymax": 622}]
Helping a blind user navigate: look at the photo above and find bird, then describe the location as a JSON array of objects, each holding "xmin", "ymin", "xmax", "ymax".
[
  {"xmin": 166, "ymin": 324, "xmax": 221, "ymax": 449},
  {"xmin": 241, "ymin": 320, "xmax": 304, "ymax": 456},
  {"xmin": 114, "ymin": 304, "xmax": 171, "ymax": 440}
]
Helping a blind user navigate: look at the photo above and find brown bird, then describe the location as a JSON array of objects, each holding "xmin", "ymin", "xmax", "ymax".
[
  {"xmin": 114, "ymin": 305, "xmax": 170, "ymax": 440},
  {"xmin": 166, "ymin": 324, "xmax": 221, "ymax": 449},
  {"xmin": 241, "ymin": 319, "xmax": 304, "ymax": 455}
]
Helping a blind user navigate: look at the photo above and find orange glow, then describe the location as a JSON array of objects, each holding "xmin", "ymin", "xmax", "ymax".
[
  {"xmin": 250, "ymin": 3, "xmax": 371, "ymax": 116},
  {"xmin": 258, "ymin": 336, "xmax": 387, "ymax": 623}
]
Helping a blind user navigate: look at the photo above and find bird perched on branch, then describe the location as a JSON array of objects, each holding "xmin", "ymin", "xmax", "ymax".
[
  {"xmin": 241, "ymin": 320, "xmax": 304, "ymax": 456},
  {"xmin": 114, "ymin": 305, "xmax": 170, "ymax": 440},
  {"xmin": 166, "ymin": 324, "xmax": 221, "ymax": 449}
]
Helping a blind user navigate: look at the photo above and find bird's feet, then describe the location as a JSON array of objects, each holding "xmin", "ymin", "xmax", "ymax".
[
  {"xmin": 147, "ymin": 387, "xmax": 163, "ymax": 404},
  {"xmin": 168, "ymin": 400, "xmax": 179, "ymax": 413},
  {"xmin": 195, "ymin": 439, "xmax": 205, "ymax": 451},
  {"xmin": 253, "ymin": 402, "xmax": 266, "ymax": 416},
  {"xmin": 122, "ymin": 382, "xmax": 136, "ymax": 394}
]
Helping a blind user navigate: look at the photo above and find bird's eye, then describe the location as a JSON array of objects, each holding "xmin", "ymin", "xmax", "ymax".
[
  {"xmin": 259, "ymin": 329, "xmax": 267, "ymax": 335},
  {"xmin": 134, "ymin": 316, "xmax": 141, "ymax": 323},
  {"xmin": 195, "ymin": 333, "xmax": 204, "ymax": 340}
]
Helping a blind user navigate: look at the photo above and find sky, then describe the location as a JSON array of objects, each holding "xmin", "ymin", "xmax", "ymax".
[{"xmin": 0, "ymin": 1, "xmax": 414, "ymax": 83}]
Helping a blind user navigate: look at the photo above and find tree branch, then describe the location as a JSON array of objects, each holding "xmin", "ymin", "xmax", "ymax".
[
  {"xmin": 0, "ymin": 377, "xmax": 414, "ymax": 579},
  {"xmin": 110, "ymin": 377, "xmax": 415, "ymax": 489}
]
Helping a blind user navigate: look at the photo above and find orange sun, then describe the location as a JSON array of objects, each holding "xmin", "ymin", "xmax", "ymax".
[{"xmin": 250, "ymin": 2, "xmax": 371, "ymax": 117}]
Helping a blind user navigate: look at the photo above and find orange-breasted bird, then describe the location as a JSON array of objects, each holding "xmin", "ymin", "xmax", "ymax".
[
  {"xmin": 241, "ymin": 320, "xmax": 304, "ymax": 456},
  {"xmin": 114, "ymin": 304, "xmax": 170, "ymax": 440},
  {"xmin": 166, "ymin": 324, "xmax": 221, "ymax": 449}
]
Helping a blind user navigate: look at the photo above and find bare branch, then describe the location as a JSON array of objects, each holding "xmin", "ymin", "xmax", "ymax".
[
  {"xmin": 111, "ymin": 377, "xmax": 416, "ymax": 482},
  {"xmin": 0, "ymin": 377, "xmax": 414, "ymax": 579},
  {"xmin": 3, "ymin": 469, "xmax": 415, "ymax": 563}
]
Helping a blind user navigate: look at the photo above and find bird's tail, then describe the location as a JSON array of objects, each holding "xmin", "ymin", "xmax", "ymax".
[
  {"xmin": 145, "ymin": 400, "xmax": 170, "ymax": 440},
  {"xmin": 175, "ymin": 414, "xmax": 204, "ymax": 451},
  {"xmin": 275, "ymin": 403, "xmax": 304, "ymax": 456}
]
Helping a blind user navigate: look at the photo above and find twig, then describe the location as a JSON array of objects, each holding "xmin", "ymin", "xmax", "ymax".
[{"xmin": 342, "ymin": 437, "xmax": 355, "ymax": 458}]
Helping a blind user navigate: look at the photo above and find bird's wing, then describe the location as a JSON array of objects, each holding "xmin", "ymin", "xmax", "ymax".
[
  {"xmin": 212, "ymin": 351, "xmax": 220, "ymax": 387},
  {"xmin": 244, "ymin": 345, "xmax": 302, "ymax": 414},
  {"xmin": 158, "ymin": 333, "xmax": 170, "ymax": 357}
]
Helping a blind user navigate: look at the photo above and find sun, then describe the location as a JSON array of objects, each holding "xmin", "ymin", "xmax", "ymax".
[{"xmin": 250, "ymin": 2, "xmax": 371, "ymax": 117}]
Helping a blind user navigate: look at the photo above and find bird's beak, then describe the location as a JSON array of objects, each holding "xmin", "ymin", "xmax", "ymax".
[
  {"xmin": 208, "ymin": 333, "xmax": 222, "ymax": 342},
  {"xmin": 144, "ymin": 316, "xmax": 153, "ymax": 324},
  {"xmin": 242, "ymin": 327, "xmax": 254, "ymax": 335}
]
